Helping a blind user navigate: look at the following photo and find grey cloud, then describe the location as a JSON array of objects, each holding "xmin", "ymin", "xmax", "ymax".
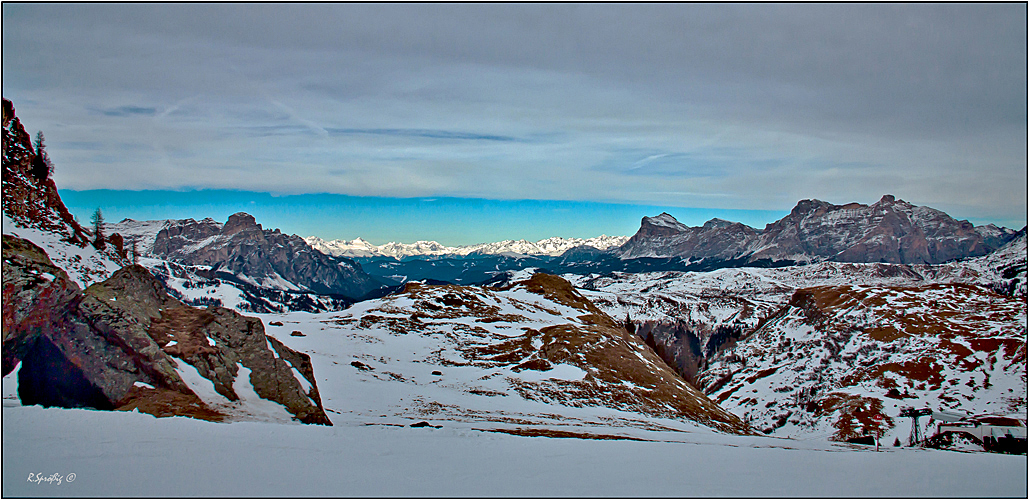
[
  {"xmin": 95, "ymin": 106, "xmax": 157, "ymax": 117},
  {"xmin": 2, "ymin": 3, "xmax": 1024, "ymax": 226},
  {"xmin": 8, "ymin": 3, "xmax": 1024, "ymax": 141}
]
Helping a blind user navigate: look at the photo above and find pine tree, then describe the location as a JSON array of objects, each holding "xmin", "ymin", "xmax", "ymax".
[
  {"xmin": 31, "ymin": 131, "xmax": 53, "ymax": 182},
  {"xmin": 90, "ymin": 207, "xmax": 106, "ymax": 249}
]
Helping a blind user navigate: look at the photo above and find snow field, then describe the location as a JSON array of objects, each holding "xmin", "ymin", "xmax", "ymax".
[{"xmin": 2, "ymin": 404, "xmax": 1026, "ymax": 497}]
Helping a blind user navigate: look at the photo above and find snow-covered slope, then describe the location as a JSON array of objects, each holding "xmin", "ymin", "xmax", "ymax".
[
  {"xmin": 3, "ymin": 214, "xmax": 123, "ymax": 288},
  {"xmin": 143, "ymin": 257, "xmax": 354, "ymax": 313},
  {"xmin": 106, "ymin": 218, "xmax": 180, "ymax": 255},
  {"xmin": 573, "ymin": 245, "xmax": 1028, "ymax": 443},
  {"xmin": 253, "ymin": 273, "xmax": 746, "ymax": 435},
  {"xmin": 700, "ymin": 282, "xmax": 1026, "ymax": 443},
  {"xmin": 305, "ymin": 234, "xmax": 630, "ymax": 259},
  {"xmin": 575, "ymin": 240, "xmax": 1027, "ymax": 329}
]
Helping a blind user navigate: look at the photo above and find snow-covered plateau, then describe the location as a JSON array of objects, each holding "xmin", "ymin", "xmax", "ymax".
[{"xmin": 3, "ymin": 404, "xmax": 1026, "ymax": 498}]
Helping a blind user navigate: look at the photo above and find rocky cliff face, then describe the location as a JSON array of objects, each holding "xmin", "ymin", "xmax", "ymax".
[
  {"xmin": 617, "ymin": 195, "xmax": 1017, "ymax": 265},
  {"xmin": 749, "ymin": 195, "xmax": 998, "ymax": 264},
  {"xmin": 138, "ymin": 213, "xmax": 387, "ymax": 301},
  {"xmin": 2, "ymin": 99, "xmax": 91, "ymax": 247}
]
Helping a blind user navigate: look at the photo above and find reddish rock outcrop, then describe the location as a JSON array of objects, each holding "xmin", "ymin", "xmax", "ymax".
[{"xmin": 3, "ymin": 235, "xmax": 332, "ymax": 424}]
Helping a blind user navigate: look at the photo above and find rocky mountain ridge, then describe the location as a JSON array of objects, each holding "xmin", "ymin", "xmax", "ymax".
[
  {"xmin": 110, "ymin": 214, "xmax": 392, "ymax": 302},
  {"xmin": 2, "ymin": 99, "xmax": 91, "ymax": 248},
  {"xmin": 617, "ymin": 195, "xmax": 1019, "ymax": 265},
  {"xmin": 3, "ymin": 98, "xmax": 126, "ymax": 287}
]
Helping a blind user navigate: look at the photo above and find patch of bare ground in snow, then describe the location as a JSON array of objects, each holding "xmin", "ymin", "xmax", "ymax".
[{"xmin": 475, "ymin": 427, "xmax": 654, "ymax": 441}]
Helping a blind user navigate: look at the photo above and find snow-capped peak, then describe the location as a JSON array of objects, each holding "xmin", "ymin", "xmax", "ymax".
[
  {"xmin": 305, "ymin": 234, "xmax": 630, "ymax": 259},
  {"xmin": 643, "ymin": 212, "xmax": 686, "ymax": 230}
]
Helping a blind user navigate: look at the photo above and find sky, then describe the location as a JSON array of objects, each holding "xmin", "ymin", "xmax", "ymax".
[{"xmin": 3, "ymin": 3, "xmax": 1026, "ymax": 244}]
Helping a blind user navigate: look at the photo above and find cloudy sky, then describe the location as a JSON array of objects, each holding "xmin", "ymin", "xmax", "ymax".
[{"xmin": 3, "ymin": 3, "xmax": 1026, "ymax": 244}]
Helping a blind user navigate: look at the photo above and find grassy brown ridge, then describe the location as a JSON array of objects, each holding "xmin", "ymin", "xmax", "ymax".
[{"xmin": 349, "ymin": 272, "xmax": 751, "ymax": 435}]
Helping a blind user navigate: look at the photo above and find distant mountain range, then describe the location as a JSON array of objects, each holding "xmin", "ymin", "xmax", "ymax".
[
  {"xmin": 109, "ymin": 194, "xmax": 1022, "ymax": 295},
  {"xmin": 304, "ymin": 234, "xmax": 630, "ymax": 259},
  {"xmin": 316, "ymin": 194, "xmax": 1018, "ymax": 268}
]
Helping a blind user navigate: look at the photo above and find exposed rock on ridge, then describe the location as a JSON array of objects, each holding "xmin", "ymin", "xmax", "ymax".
[
  {"xmin": 313, "ymin": 271, "xmax": 748, "ymax": 434},
  {"xmin": 619, "ymin": 213, "xmax": 759, "ymax": 261}
]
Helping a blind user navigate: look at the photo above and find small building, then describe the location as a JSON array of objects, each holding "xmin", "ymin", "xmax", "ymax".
[{"xmin": 933, "ymin": 414, "xmax": 1027, "ymax": 454}]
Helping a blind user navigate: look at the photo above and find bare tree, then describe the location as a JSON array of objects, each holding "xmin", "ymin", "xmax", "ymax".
[{"xmin": 130, "ymin": 238, "xmax": 139, "ymax": 264}]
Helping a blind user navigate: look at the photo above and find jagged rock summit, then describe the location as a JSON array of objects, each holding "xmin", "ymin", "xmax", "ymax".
[
  {"xmin": 618, "ymin": 195, "xmax": 1018, "ymax": 265},
  {"xmin": 112, "ymin": 212, "xmax": 389, "ymax": 301}
]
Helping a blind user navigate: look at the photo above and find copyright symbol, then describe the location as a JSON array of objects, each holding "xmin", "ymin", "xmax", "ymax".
[{"xmin": 66, "ymin": 473, "xmax": 76, "ymax": 483}]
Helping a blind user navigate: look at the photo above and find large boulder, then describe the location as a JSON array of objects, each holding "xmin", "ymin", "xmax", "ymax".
[{"xmin": 2, "ymin": 235, "xmax": 332, "ymax": 425}]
